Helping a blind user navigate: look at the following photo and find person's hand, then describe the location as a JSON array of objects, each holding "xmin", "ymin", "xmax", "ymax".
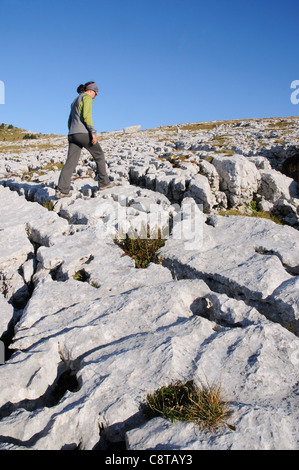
[{"xmin": 91, "ymin": 134, "xmax": 97, "ymax": 145}]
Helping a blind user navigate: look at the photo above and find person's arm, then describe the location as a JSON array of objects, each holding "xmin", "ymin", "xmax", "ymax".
[
  {"xmin": 68, "ymin": 111, "xmax": 72, "ymax": 131},
  {"xmin": 81, "ymin": 94, "xmax": 97, "ymax": 140}
]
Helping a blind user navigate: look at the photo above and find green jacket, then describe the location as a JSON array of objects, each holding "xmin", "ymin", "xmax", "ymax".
[{"xmin": 68, "ymin": 93, "xmax": 96, "ymax": 135}]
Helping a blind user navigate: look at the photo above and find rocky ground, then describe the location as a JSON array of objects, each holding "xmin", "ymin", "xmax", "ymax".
[{"xmin": 0, "ymin": 117, "xmax": 298, "ymax": 450}]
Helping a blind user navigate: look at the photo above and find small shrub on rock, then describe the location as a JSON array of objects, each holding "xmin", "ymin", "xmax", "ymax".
[
  {"xmin": 143, "ymin": 380, "xmax": 233, "ymax": 431},
  {"xmin": 114, "ymin": 226, "xmax": 166, "ymax": 269}
]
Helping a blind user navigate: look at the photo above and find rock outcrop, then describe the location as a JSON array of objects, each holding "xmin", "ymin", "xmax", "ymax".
[{"xmin": 0, "ymin": 117, "xmax": 298, "ymax": 450}]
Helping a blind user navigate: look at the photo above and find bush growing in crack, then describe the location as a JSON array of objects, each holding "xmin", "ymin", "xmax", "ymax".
[{"xmin": 114, "ymin": 225, "xmax": 166, "ymax": 269}]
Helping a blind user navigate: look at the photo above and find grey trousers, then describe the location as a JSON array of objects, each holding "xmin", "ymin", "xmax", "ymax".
[{"xmin": 57, "ymin": 133, "xmax": 110, "ymax": 193}]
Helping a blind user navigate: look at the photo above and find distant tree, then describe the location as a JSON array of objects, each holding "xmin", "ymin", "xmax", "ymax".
[{"xmin": 23, "ymin": 133, "xmax": 37, "ymax": 140}]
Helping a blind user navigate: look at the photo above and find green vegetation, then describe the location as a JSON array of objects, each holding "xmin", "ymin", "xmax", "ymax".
[
  {"xmin": 143, "ymin": 380, "xmax": 233, "ymax": 431},
  {"xmin": 267, "ymin": 119, "xmax": 296, "ymax": 130},
  {"xmin": 21, "ymin": 162, "xmax": 64, "ymax": 181},
  {"xmin": 90, "ymin": 280, "xmax": 100, "ymax": 289},
  {"xmin": 73, "ymin": 269, "xmax": 89, "ymax": 282},
  {"xmin": 42, "ymin": 200, "xmax": 55, "ymax": 211},
  {"xmin": 0, "ymin": 123, "xmax": 63, "ymax": 153},
  {"xmin": 72, "ymin": 270, "xmax": 100, "ymax": 289},
  {"xmin": 215, "ymin": 150, "xmax": 235, "ymax": 156},
  {"xmin": 165, "ymin": 154, "xmax": 190, "ymax": 168},
  {"xmin": 0, "ymin": 123, "xmax": 40, "ymax": 142},
  {"xmin": 23, "ymin": 133, "xmax": 37, "ymax": 140},
  {"xmin": 219, "ymin": 200, "xmax": 284, "ymax": 225},
  {"xmin": 211, "ymin": 135, "xmax": 235, "ymax": 156},
  {"xmin": 180, "ymin": 122, "xmax": 219, "ymax": 131},
  {"xmin": 114, "ymin": 226, "xmax": 166, "ymax": 268}
]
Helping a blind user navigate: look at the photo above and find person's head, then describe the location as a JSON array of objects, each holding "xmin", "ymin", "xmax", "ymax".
[{"xmin": 77, "ymin": 81, "xmax": 99, "ymax": 99}]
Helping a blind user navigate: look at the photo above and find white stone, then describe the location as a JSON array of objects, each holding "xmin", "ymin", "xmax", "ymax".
[
  {"xmin": 127, "ymin": 398, "xmax": 299, "ymax": 450},
  {"xmin": 212, "ymin": 155, "xmax": 261, "ymax": 207},
  {"xmin": 159, "ymin": 213, "xmax": 299, "ymax": 327},
  {"xmin": 198, "ymin": 159, "xmax": 220, "ymax": 190},
  {"xmin": 259, "ymin": 169, "xmax": 298, "ymax": 203},
  {"xmin": 185, "ymin": 174, "xmax": 215, "ymax": 212},
  {"xmin": 21, "ymin": 258, "xmax": 35, "ymax": 284},
  {"xmin": 0, "ymin": 294, "xmax": 13, "ymax": 336},
  {"xmin": 248, "ymin": 155, "xmax": 272, "ymax": 170},
  {"xmin": 123, "ymin": 125, "xmax": 141, "ymax": 134}
]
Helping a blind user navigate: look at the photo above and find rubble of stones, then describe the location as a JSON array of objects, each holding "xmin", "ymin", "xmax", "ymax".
[{"xmin": 0, "ymin": 117, "xmax": 298, "ymax": 450}]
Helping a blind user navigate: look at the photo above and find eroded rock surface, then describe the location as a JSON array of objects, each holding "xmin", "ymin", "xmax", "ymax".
[{"xmin": 0, "ymin": 118, "xmax": 298, "ymax": 450}]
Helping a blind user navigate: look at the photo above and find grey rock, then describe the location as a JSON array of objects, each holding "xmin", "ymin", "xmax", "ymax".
[
  {"xmin": 259, "ymin": 169, "xmax": 298, "ymax": 203},
  {"xmin": 123, "ymin": 125, "xmax": 141, "ymax": 134},
  {"xmin": 248, "ymin": 155, "xmax": 272, "ymax": 170},
  {"xmin": 0, "ymin": 294, "xmax": 13, "ymax": 336},
  {"xmin": 185, "ymin": 174, "xmax": 215, "ymax": 212},
  {"xmin": 0, "ymin": 119, "xmax": 299, "ymax": 451},
  {"xmin": 198, "ymin": 159, "xmax": 220, "ymax": 190},
  {"xmin": 160, "ymin": 213, "xmax": 299, "ymax": 333},
  {"xmin": 211, "ymin": 155, "xmax": 261, "ymax": 207}
]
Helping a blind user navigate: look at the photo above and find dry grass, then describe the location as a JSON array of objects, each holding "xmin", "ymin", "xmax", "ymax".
[
  {"xmin": 266, "ymin": 118, "xmax": 298, "ymax": 130},
  {"xmin": 42, "ymin": 200, "xmax": 55, "ymax": 211},
  {"xmin": 0, "ymin": 123, "xmax": 64, "ymax": 155},
  {"xmin": 219, "ymin": 201, "xmax": 284, "ymax": 225},
  {"xmin": 143, "ymin": 380, "xmax": 233, "ymax": 431},
  {"xmin": 180, "ymin": 122, "xmax": 218, "ymax": 132},
  {"xmin": 0, "ymin": 123, "xmax": 59, "ymax": 142},
  {"xmin": 21, "ymin": 162, "xmax": 64, "ymax": 181}
]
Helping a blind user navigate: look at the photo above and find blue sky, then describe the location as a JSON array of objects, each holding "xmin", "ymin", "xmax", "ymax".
[{"xmin": 0, "ymin": 0, "xmax": 299, "ymax": 134}]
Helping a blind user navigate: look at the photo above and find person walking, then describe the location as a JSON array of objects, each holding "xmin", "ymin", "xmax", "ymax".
[{"xmin": 56, "ymin": 81, "xmax": 113, "ymax": 198}]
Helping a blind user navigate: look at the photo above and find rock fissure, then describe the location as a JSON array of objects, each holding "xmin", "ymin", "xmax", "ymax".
[
  {"xmin": 0, "ymin": 360, "xmax": 80, "ymax": 420},
  {"xmin": 0, "ymin": 119, "xmax": 299, "ymax": 450},
  {"xmin": 160, "ymin": 250, "xmax": 299, "ymax": 335},
  {"xmin": 253, "ymin": 245, "xmax": 299, "ymax": 276}
]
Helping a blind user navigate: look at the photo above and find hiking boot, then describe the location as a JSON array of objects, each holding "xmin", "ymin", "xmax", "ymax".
[
  {"xmin": 55, "ymin": 190, "xmax": 72, "ymax": 199},
  {"xmin": 99, "ymin": 182, "xmax": 114, "ymax": 190}
]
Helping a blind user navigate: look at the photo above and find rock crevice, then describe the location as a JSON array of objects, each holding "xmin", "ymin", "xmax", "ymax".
[{"xmin": 0, "ymin": 118, "xmax": 298, "ymax": 450}]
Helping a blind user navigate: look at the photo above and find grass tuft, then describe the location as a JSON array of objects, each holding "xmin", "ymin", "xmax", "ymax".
[
  {"xmin": 42, "ymin": 200, "xmax": 55, "ymax": 211},
  {"xmin": 219, "ymin": 200, "xmax": 284, "ymax": 225},
  {"xmin": 143, "ymin": 380, "xmax": 233, "ymax": 431}
]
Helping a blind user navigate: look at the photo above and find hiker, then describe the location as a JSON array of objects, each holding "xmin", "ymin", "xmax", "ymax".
[{"xmin": 56, "ymin": 81, "xmax": 113, "ymax": 198}]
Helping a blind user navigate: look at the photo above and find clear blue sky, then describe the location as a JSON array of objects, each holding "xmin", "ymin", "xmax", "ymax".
[{"xmin": 1, "ymin": 0, "xmax": 299, "ymax": 135}]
